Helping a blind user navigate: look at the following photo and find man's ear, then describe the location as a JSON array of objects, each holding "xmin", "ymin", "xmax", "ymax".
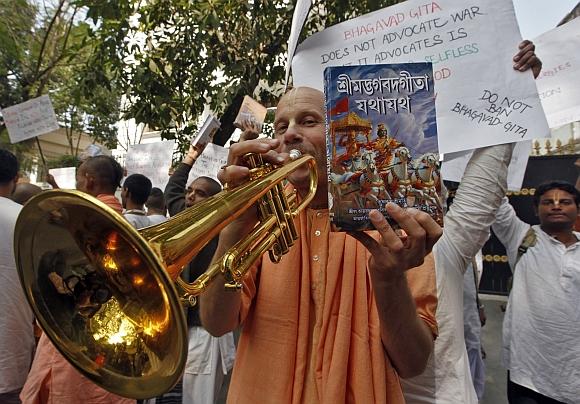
[
  {"xmin": 533, "ymin": 204, "xmax": 539, "ymax": 217},
  {"xmin": 10, "ymin": 174, "xmax": 19, "ymax": 194},
  {"xmin": 85, "ymin": 174, "xmax": 96, "ymax": 191}
]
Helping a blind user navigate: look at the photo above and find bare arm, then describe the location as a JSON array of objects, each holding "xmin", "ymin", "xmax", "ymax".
[
  {"xmin": 352, "ymin": 206, "xmax": 442, "ymax": 378},
  {"xmin": 371, "ymin": 270, "xmax": 434, "ymax": 378}
]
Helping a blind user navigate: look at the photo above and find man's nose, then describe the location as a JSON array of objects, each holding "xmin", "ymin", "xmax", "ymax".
[{"xmin": 282, "ymin": 122, "xmax": 302, "ymax": 144}]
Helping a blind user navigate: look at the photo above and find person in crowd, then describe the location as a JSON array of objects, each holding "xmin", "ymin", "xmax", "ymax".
[
  {"xmin": 151, "ymin": 146, "xmax": 234, "ymax": 404},
  {"xmin": 11, "ymin": 182, "xmax": 42, "ymax": 205},
  {"xmin": 493, "ymin": 181, "xmax": 579, "ymax": 404},
  {"xmin": 165, "ymin": 146, "xmax": 222, "ymax": 214},
  {"xmin": 121, "ymin": 173, "xmax": 153, "ymax": 229},
  {"xmin": 439, "ymin": 180, "xmax": 488, "ymax": 402},
  {"xmin": 401, "ymin": 40, "xmax": 542, "ymax": 404},
  {"xmin": 21, "ymin": 155, "xmax": 133, "ymax": 404},
  {"xmin": 146, "ymin": 187, "xmax": 168, "ymax": 225},
  {"xmin": 0, "ymin": 149, "xmax": 35, "ymax": 404},
  {"xmin": 200, "ymin": 86, "xmax": 441, "ymax": 403}
]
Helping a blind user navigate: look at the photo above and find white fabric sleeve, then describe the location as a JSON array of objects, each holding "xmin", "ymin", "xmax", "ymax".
[
  {"xmin": 491, "ymin": 196, "xmax": 530, "ymax": 268},
  {"xmin": 440, "ymin": 143, "xmax": 514, "ymax": 273}
]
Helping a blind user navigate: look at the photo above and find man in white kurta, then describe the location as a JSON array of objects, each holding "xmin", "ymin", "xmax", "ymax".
[
  {"xmin": 493, "ymin": 189, "xmax": 580, "ymax": 404},
  {"xmin": 402, "ymin": 143, "xmax": 512, "ymax": 404}
]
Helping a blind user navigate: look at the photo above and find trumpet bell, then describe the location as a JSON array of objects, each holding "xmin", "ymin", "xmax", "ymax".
[{"xmin": 15, "ymin": 190, "xmax": 187, "ymax": 399}]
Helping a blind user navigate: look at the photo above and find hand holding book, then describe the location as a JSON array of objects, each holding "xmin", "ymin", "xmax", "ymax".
[{"xmin": 350, "ymin": 205, "xmax": 442, "ymax": 276}]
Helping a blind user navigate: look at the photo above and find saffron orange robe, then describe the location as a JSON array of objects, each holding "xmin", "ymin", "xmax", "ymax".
[{"xmin": 226, "ymin": 208, "xmax": 438, "ymax": 404}]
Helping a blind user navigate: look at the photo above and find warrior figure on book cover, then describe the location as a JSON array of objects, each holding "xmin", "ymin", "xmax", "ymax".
[{"xmin": 324, "ymin": 62, "xmax": 443, "ymax": 231}]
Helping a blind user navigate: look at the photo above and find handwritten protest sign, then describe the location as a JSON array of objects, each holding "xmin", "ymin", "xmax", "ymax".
[
  {"xmin": 187, "ymin": 143, "xmax": 229, "ymax": 186},
  {"xmin": 49, "ymin": 167, "xmax": 76, "ymax": 190},
  {"xmin": 292, "ymin": 0, "xmax": 550, "ymax": 154},
  {"xmin": 2, "ymin": 95, "xmax": 60, "ymax": 143},
  {"xmin": 125, "ymin": 140, "xmax": 175, "ymax": 190},
  {"xmin": 534, "ymin": 18, "xmax": 580, "ymax": 128},
  {"xmin": 441, "ymin": 140, "xmax": 531, "ymax": 191}
]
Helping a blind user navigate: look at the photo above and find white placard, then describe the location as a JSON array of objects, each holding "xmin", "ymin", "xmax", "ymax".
[
  {"xmin": 125, "ymin": 140, "xmax": 175, "ymax": 191},
  {"xmin": 285, "ymin": 0, "xmax": 312, "ymax": 88},
  {"xmin": 49, "ymin": 167, "xmax": 76, "ymax": 190},
  {"xmin": 441, "ymin": 140, "xmax": 531, "ymax": 191},
  {"xmin": 2, "ymin": 95, "xmax": 60, "ymax": 143},
  {"xmin": 187, "ymin": 143, "xmax": 229, "ymax": 186},
  {"xmin": 534, "ymin": 18, "xmax": 580, "ymax": 128},
  {"xmin": 292, "ymin": 0, "xmax": 550, "ymax": 154}
]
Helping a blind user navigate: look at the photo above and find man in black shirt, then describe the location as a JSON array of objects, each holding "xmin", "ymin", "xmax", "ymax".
[{"xmin": 159, "ymin": 144, "xmax": 234, "ymax": 404}]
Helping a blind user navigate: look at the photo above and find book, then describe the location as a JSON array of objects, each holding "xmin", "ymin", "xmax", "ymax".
[
  {"xmin": 324, "ymin": 62, "xmax": 442, "ymax": 231},
  {"xmin": 192, "ymin": 114, "xmax": 220, "ymax": 152},
  {"xmin": 234, "ymin": 95, "xmax": 268, "ymax": 133}
]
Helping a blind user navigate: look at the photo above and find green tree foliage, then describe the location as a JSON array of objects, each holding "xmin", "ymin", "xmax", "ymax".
[
  {"xmin": 80, "ymin": 0, "xmax": 401, "ymax": 155},
  {"xmin": 0, "ymin": 0, "xmax": 120, "ymax": 166}
]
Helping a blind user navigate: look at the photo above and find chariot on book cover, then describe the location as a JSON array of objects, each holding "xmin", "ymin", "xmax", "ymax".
[{"xmin": 324, "ymin": 62, "xmax": 443, "ymax": 231}]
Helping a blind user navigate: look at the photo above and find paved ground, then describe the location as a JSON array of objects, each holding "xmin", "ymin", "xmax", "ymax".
[{"xmin": 480, "ymin": 296, "xmax": 509, "ymax": 404}]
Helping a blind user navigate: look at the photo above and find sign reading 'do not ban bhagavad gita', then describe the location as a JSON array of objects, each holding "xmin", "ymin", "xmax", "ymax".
[{"xmin": 292, "ymin": 0, "xmax": 550, "ymax": 155}]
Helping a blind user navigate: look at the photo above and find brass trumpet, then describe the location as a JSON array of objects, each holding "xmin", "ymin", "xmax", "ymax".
[{"xmin": 14, "ymin": 151, "xmax": 317, "ymax": 399}]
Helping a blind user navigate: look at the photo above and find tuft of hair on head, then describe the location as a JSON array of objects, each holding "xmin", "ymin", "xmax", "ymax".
[
  {"xmin": 0, "ymin": 149, "xmax": 19, "ymax": 184},
  {"xmin": 146, "ymin": 187, "xmax": 166, "ymax": 211},
  {"xmin": 123, "ymin": 173, "xmax": 153, "ymax": 205},
  {"xmin": 195, "ymin": 176, "xmax": 222, "ymax": 197},
  {"xmin": 533, "ymin": 180, "xmax": 580, "ymax": 207}
]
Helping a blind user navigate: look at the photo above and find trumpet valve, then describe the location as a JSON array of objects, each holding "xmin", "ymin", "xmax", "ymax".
[{"xmin": 224, "ymin": 282, "xmax": 243, "ymax": 291}]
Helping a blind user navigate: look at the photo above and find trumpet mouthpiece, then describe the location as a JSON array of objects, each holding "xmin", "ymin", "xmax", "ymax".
[{"xmin": 289, "ymin": 149, "xmax": 302, "ymax": 160}]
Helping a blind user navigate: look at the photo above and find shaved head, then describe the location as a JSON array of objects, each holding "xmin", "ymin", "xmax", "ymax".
[
  {"xmin": 11, "ymin": 183, "xmax": 42, "ymax": 205},
  {"xmin": 276, "ymin": 87, "xmax": 325, "ymax": 119},
  {"xmin": 77, "ymin": 155, "xmax": 123, "ymax": 195}
]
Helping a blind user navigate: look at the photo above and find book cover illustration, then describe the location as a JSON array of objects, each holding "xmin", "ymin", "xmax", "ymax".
[{"xmin": 324, "ymin": 63, "xmax": 442, "ymax": 232}]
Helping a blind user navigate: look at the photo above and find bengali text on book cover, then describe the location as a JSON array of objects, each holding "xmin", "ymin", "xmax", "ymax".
[{"xmin": 324, "ymin": 62, "xmax": 443, "ymax": 231}]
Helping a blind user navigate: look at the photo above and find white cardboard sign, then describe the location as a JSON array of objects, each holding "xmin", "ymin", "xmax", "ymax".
[
  {"xmin": 534, "ymin": 18, "xmax": 580, "ymax": 129},
  {"xmin": 48, "ymin": 167, "xmax": 77, "ymax": 190},
  {"xmin": 2, "ymin": 95, "xmax": 60, "ymax": 143},
  {"xmin": 292, "ymin": 0, "xmax": 550, "ymax": 154},
  {"xmin": 125, "ymin": 140, "xmax": 175, "ymax": 191},
  {"xmin": 187, "ymin": 143, "xmax": 229, "ymax": 186}
]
